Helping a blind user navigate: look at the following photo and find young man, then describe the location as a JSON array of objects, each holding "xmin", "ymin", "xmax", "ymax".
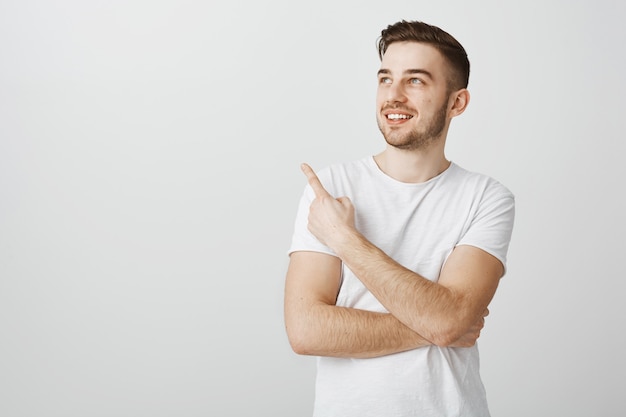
[{"xmin": 284, "ymin": 20, "xmax": 515, "ymax": 417}]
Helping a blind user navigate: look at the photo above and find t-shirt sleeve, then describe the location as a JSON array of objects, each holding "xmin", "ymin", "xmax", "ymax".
[
  {"xmin": 457, "ymin": 182, "xmax": 515, "ymax": 275},
  {"xmin": 287, "ymin": 184, "xmax": 337, "ymax": 257}
]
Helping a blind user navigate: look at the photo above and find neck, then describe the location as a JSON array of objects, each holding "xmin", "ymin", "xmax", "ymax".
[{"xmin": 373, "ymin": 144, "xmax": 450, "ymax": 184}]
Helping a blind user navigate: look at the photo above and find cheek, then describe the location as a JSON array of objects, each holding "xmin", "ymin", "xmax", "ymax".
[
  {"xmin": 416, "ymin": 93, "xmax": 433, "ymax": 105},
  {"xmin": 419, "ymin": 97, "xmax": 441, "ymax": 113}
]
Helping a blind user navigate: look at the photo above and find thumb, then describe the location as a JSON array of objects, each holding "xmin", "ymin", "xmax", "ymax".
[{"xmin": 336, "ymin": 196, "xmax": 353, "ymax": 208}]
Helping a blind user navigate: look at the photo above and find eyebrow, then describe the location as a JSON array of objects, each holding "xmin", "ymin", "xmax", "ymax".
[{"xmin": 377, "ymin": 68, "xmax": 434, "ymax": 80}]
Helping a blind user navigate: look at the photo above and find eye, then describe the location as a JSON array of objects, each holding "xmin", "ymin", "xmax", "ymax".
[
  {"xmin": 379, "ymin": 77, "xmax": 392, "ymax": 85},
  {"xmin": 409, "ymin": 78, "xmax": 423, "ymax": 85}
]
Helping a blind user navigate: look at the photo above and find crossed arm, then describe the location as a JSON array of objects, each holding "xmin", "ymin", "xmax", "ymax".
[{"xmin": 284, "ymin": 164, "xmax": 503, "ymax": 358}]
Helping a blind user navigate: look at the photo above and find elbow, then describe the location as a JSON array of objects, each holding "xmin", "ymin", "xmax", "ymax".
[
  {"xmin": 286, "ymin": 328, "xmax": 306, "ymax": 355},
  {"xmin": 285, "ymin": 302, "xmax": 332, "ymax": 356},
  {"xmin": 285, "ymin": 324, "xmax": 317, "ymax": 356},
  {"xmin": 289, "ymin": 339, "xmax": 312, "ymax": 356}
]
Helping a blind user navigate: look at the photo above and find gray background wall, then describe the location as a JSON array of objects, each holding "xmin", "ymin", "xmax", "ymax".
[{"xmin": 1, "ymin": 0, "xmax": 624, "ymax": 416}]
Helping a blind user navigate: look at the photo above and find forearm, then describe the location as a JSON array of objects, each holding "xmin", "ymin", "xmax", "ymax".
[
  {"xmin": 296, "ymin": 163, "xmax": 501, "ymax": 349},
  {"xmin": 286, "ymin": 303, "xmax": 432, "ymax": 359},
  {"xmin": 335, "ymin": 232, "xmax": 473, "ymax": 345}
]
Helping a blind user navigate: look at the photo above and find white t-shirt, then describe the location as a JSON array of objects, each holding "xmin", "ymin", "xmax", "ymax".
[{"xmin": 288, "ymin": 156, "xmax": 515, "ymax": 417}]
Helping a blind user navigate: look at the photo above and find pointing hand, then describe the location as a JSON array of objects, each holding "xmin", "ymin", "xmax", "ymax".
[{"xmin": 301, "ymin": 163, "xmax": 356, "ymax": 250}]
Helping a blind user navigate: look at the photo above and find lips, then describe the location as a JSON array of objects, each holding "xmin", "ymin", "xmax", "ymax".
[
  {"xmin": 386, "ymin": 113, "xmax": 413, "ymax": 120},
  {"xmin": 383, "ymin": 110, "xmax": 414, "ymax": 125},
  {"xmin": 382, "ymin": 106, "xmax": 415, "ymax": 122}
]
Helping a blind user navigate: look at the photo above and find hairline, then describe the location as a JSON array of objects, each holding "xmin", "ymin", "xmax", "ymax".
[{"xmin": 379, "ymin": 40, "xmax": 465, "ymax": 93}]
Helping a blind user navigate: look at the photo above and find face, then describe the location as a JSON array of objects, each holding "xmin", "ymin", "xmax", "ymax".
[{"xmin": 376, "ymin": 41, "xmax": 452, "ymax": 151}]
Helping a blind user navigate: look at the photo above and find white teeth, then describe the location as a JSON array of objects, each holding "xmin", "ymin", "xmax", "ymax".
[{"xmin": 387, "ymin": 114, "xmax": 412, "ymax": 120}]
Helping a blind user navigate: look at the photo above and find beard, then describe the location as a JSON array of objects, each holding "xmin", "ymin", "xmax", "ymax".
[{"xmin": 377, "ymin": 101, "xmax": 448, "ymax": 151}]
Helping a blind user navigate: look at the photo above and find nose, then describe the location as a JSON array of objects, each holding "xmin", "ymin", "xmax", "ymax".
[{"xmin": 383, "ymin": 82, "xmax": 407, "ymax": 105}]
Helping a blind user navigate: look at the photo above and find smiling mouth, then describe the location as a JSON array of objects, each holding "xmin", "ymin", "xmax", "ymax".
[{"xmin": 386, "ymin": 113, "xmax": 413, "ymax": 120}]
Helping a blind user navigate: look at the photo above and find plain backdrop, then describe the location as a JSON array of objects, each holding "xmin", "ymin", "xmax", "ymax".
[{"xmin": 1, "ymin": 0, "xmax": 625, "ymax": 416}]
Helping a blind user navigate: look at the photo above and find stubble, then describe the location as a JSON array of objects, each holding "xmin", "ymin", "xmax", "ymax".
[{"xmin": 377, "ymin": 101, "xmax": 448, "ymax": 151}]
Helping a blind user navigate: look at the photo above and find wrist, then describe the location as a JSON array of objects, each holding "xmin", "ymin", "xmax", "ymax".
[{"xmin": 331, "ymin": 227, "xmax": 364, "ymax": 260}]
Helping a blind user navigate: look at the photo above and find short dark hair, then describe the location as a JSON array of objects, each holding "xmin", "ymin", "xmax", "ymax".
[{"xmin": 377, "ymin": 20, "xmax": 470, "ymax": 91}]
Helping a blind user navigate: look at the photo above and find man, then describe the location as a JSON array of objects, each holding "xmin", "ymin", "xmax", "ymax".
[{"xmin": 284, "ymin": 20, "xmax": 515, "ymax": 417}]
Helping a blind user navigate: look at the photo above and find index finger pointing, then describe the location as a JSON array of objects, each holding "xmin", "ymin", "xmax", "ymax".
[{"xmin": 301, "ymin": 163, "xmax": 332, "ymax": 198}]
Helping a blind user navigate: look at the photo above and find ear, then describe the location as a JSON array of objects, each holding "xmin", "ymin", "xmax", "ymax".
[{"xmin": 448, "ymin": 89, "xmax": 470, "ymax": 118}]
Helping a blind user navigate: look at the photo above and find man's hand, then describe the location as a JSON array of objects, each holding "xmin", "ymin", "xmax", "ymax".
[
  {"xmin": 300, "ymin": 164, "xmax": 498, "ymax": 348},
  {"xmin": 301, "ymin": 163, "xmax": 356, "ymax": 250},
  {"xmin": 449, "ymin": 308, "xmax": 489, "ymax": 348}
]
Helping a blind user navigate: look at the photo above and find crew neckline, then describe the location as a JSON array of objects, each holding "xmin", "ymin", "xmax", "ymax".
[{"xmin": 366, "ymin": 155, "xmax": 456, "ymax": 187}]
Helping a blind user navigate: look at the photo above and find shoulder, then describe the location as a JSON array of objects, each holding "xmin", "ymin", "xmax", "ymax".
[
  {"xmin": 316, "ymin": 156, "xmax": 372, "ymax": 178},
  {"xmin": 447, "ymin": 163, "xmax": 514, "ymax": 202},
  {"xmin": 313, "ymin": 157, "xmax": 374, "ymax": 191}
]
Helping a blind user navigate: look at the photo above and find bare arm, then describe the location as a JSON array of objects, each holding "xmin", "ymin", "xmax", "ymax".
[
  {"xmin": 284, "ymin": 251, "xmax": 433, "ymax": 359},
  {"xmin": 284, "ymin": 251, "xmax": 488, "ymax": 358},
  {"xmin": 334, "ymin": 234, "xmax": 501, "ymax": 346},
  {"xmin": 301, "ymin": 163, "xmax": 502, "ymax": 347}
]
